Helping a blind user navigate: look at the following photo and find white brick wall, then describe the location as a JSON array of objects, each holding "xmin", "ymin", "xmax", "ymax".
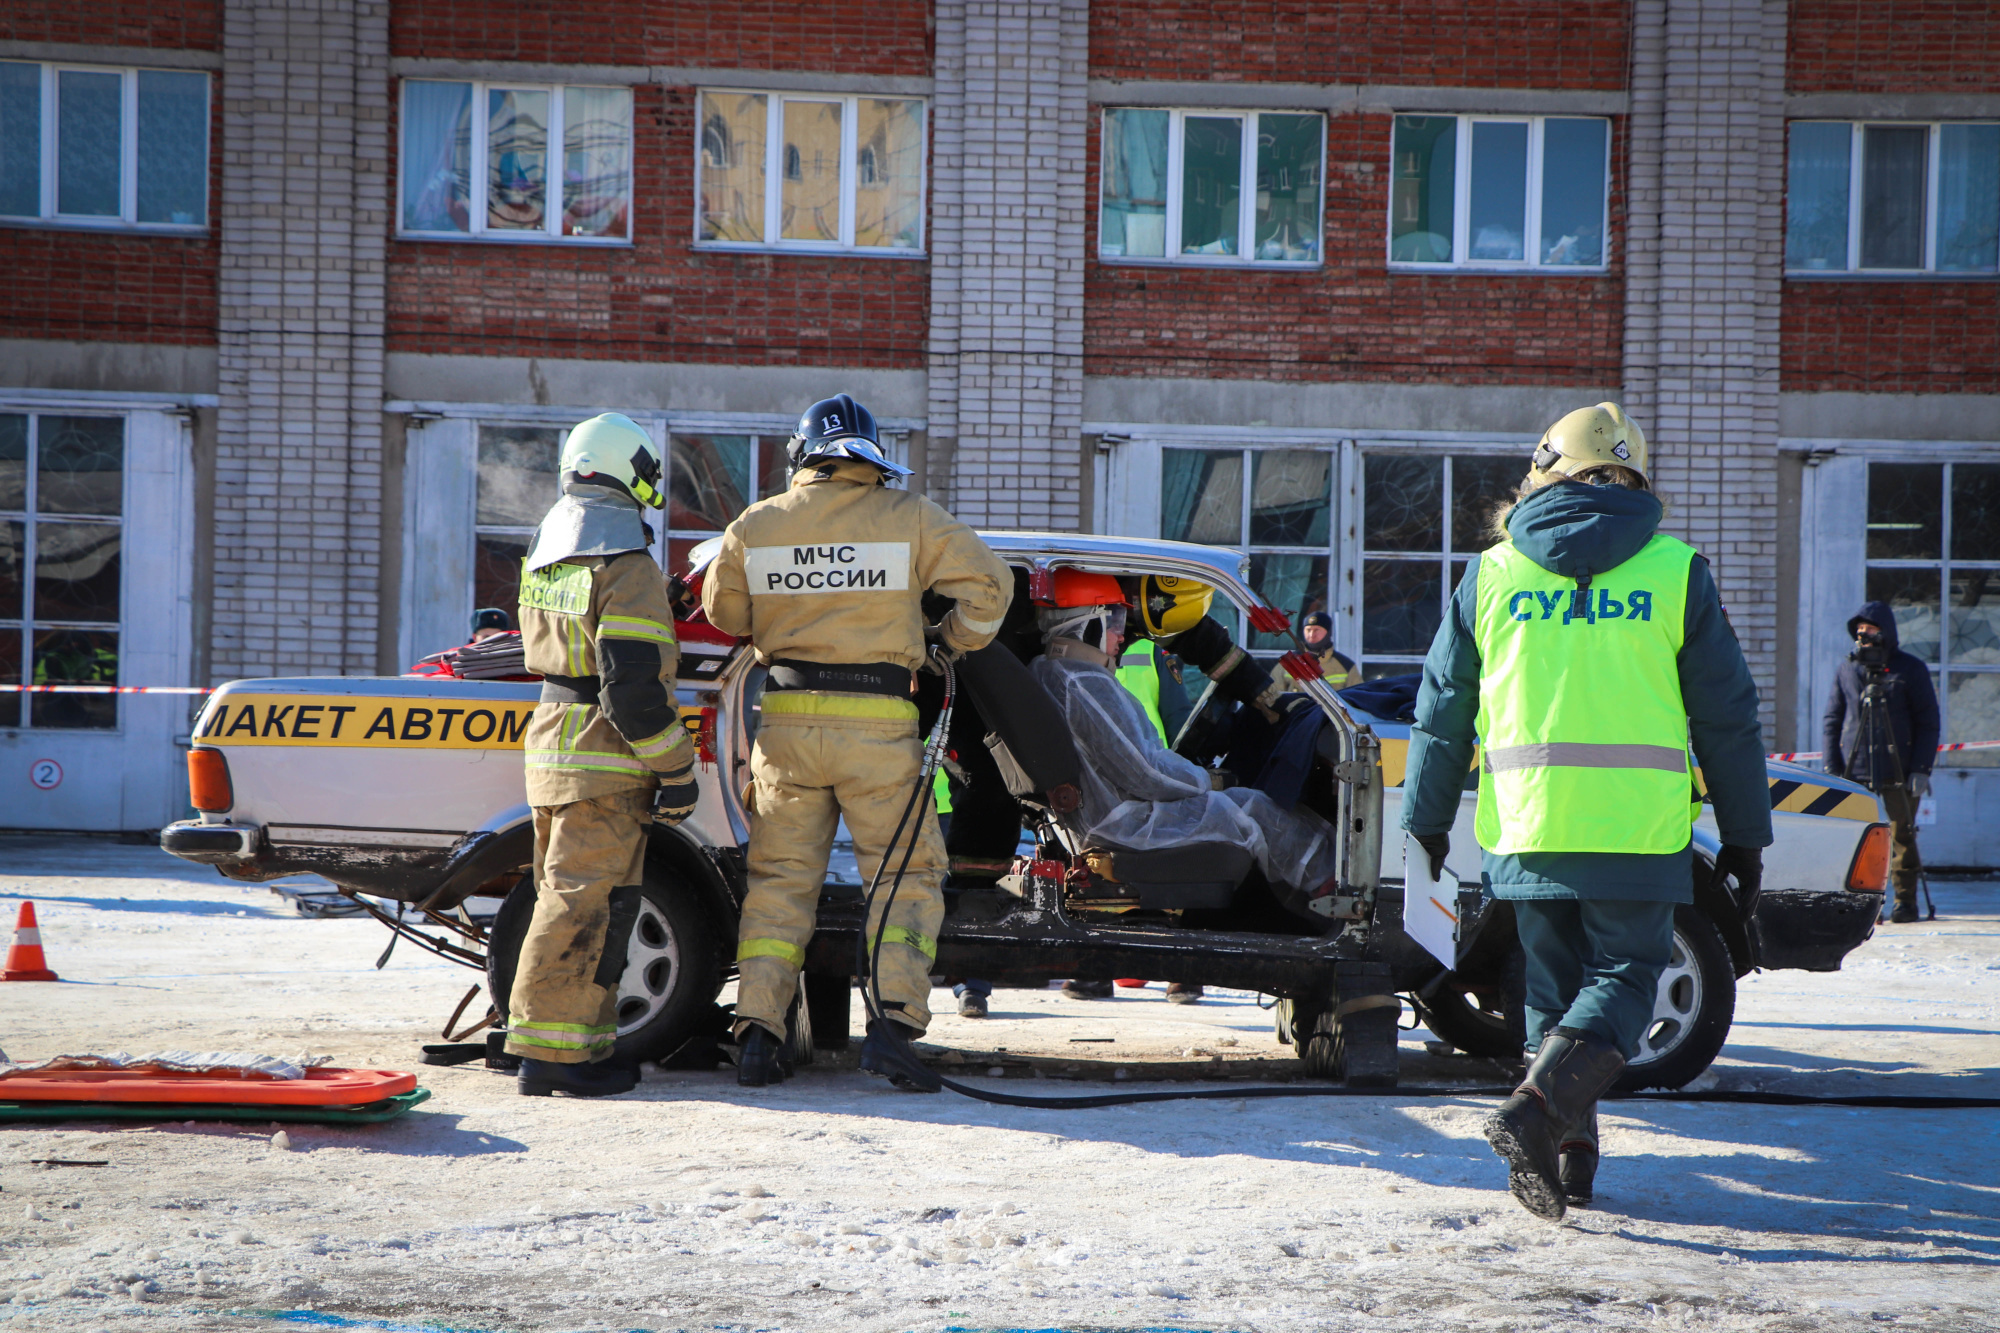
[
  {"xmin": 212, "ymin": 0, "xmax": 389, "ymax": 680},
  {"xmin": 926, "ymin": 0, "xmax": 1088, "ymax": 531}
]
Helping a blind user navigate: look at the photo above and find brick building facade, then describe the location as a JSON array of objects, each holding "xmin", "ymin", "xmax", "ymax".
[{"xmin": 3, "ymin": 0, "xmax": 1997, "ymax": 862}]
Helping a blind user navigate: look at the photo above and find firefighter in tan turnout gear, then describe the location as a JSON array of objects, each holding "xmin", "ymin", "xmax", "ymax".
[
  {"xmin": 508, "ymin": 412, "xmax": 699, "ymax": 1098},
  {"xmin": 702, "ymin": 393, "xmax": 1011, "ymax": 1089}
]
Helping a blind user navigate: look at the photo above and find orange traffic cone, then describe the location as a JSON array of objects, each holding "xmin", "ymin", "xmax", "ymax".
[{"xmin": 3, "ymin": 902, "xmax": 58, "ymax": 982}]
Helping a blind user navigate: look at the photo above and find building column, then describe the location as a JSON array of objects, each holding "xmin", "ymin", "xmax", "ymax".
[
  {"xmin": 1624, "ymin": 0, "xmax": 1789, "ymax": 739},
  {"xmin": 213, "ymin": 0, "xmax": 389, "ymax": 680},
  {"xmin": 926, "ymin": 0, "xmax": 1089, "ymax": 530}
]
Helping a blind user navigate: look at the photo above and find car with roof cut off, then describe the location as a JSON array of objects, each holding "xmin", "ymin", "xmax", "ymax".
[{"xmin": 161, "ymin": 531, "xmax": 1892, "ymax": 1088}]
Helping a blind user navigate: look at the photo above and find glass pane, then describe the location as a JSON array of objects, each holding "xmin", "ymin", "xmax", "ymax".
[
  {"xmin": 34, "ymin": 520, "xmax": 121, "ymax": 622},
  {"xmin": 1101, "ymin": 108, "xmax": 1168, "ymax": 259},
  {"xmin": 1785, "ymin": 122, "xmax": 1852, "ymax": 270},
  {"xmin": 780, "ymin": 99, "xmax": 841, "ymax": 243},
  {"xmin": 1949, "ymin": 569, "xmax": 2000, "ymax": 666},
  {"xmin": 1866, "ymin": 462, "xmax": 1941, "ymax": 559},
  {"xmin": 1952, "ymin": 463, "xmax": 2000, "ymax": 562},
  {"xmin": 855, "ymin": 99, "xmax": 923, "ymax": 248},
  {"xmin": 1253, "ymin": 113, "xmax": 1321, "ymax": 262},
  {"xmin": 1944, "ymin": 672, "xmax": 2000, "ymax": 767},
  {"xmin": 473, "ymin": 534, "xmax": 531, "ymax": 635},
  {"xmin": 57, "ymin": 69, "xmax": 121, "ymax": 217},
  {"xmin": 37, "ymin": 416, "xmax": 123, "ymax": 516},
  {"xmin": 1539, "ymin": 118, "xmax": 1606, "ymax": 265},
  {"xmin": 1937, "ymin": 124, "xmax": 2000, "ymax": 274},
  {"xmin": 0, "ymin": 414, "xmax": 24, "ymax": 510},
  {"xmin": 1249, "ymin": 450, "xmax": 1330, "ymax": 546},
  {"xmin": 1865, "ymin": 567, "xmax": 1940, "ymax": 663},
  {"xmin": 1390, "ymin": 116, "xmax": 1455, "ymax": 263},
  {"xmin": 1250, "ymin": 554, "xmax": 1327, "ymax": 651},
  {"xmin": 1467, "ymin": 121, "xmax": 1528, "ymax": 261},
  {"xmin": 402, "ymin": 81, "xmax": 472, "ymax": 232},
  {"xmin": 669, "ymin": 434, "xmax": 752, "ymax": 532},
  {"xmin": 1860, "ymin": 125, "xmax": 1927, "ymax": 269},
  {"xmin": 487, "ymin": 88, "xmax": 548, "ymax": 231},
  {"xmin": 0, "ymin": 519, "xmax": 21, "ymax": 618},
  {"xmin": 699, "ymin": 92, "xmax": 767, "ymax": 242},
  {"xmin": 562, "ymin": 86, "xmax": 630, "ymax": 239},
  {"xmin": 756, "ymin": 436, "xmax": 789, "ymax": 502},
  {"xmin": 136, "ymin": 70, "xmax": 207, "ymax": 225},
  {"xmin": 0, "ymin": 628, "xmax": 18, "ymax": 727},
  {"xmin": 0, "ymin": 63, "xmax": 41, "ymax": 218},
  {"xmin": 1180, "ymin": 116, "xmax": 1242, "ymax": 257},
  {"xmin": 1363, "ymin": 558, "xmax": 1444, "ymax": 655},
  {"xmin": 1364, "ymin": 455, "xmax": 1442, "ymax": 552},
  {"xmin": 1451, "ymin": 455, "xmax": 1522, "ymax": 554},
  {"xmin": 31, "ymin": 628, "xmax": 116, "ymax": 729},
  {"xmin": 1160, "ymin": 449, "xmax": 1242, "ymax": 545},
  {"xmin": 476, "ymin": 426, "xmax": 559, "ymax": 527}
]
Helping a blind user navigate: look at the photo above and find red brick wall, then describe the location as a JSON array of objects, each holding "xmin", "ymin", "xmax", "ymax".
[
  {"xmin": 1789, "ymin": 1, "xmax": 2000, "ymax": 93},
  {"xmin": 1083, "ymin": 112, "xmax": 1626, "ymax": 386},
  {"xmin": 386, "ymin": 84, "xmax": 931, "ymax": 369},
  {"xmin": 0, "ymin": 1, "xmax": 218, "ymax": 48},
  {"xmin": 1089, "ymin": 1, "xmax": 1629, "ymax": 89},
  {"xmin": 1783, "ymin": 283, "xmax": 2000, "ymax": 394}
]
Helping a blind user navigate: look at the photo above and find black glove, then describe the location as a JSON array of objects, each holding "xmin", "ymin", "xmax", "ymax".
[
  {"xmin": 1908, "ymin": 772, "xmax": 1930, "ymax": 800},
  {"xmin": 1414, "ymin": 832, "xmax": 1450, "ymax": 881},
  {"xmin": 653, "ymin": 772, "xmax": 700, "ymax": 826},
  {"xmin": 1713, "ymin": 844, "xmax": 1762, "ymax": 900}
]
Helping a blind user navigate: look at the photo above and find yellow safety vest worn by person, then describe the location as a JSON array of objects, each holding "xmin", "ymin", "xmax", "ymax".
[
  {"xmin": 703, "ymin": 453, "xmax": 1011, "ymax": 1044},
  {"xmin": 1472, "ymin": 531, "xmax": 1696, "ymax": 855},
  {"xmin": 1115, "ymin": 637, "xmax": 1168, "ymax": 744}
]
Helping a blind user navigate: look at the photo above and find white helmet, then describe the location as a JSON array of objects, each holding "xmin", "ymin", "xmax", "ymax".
[{"xmin": 562, "ymin": 412, "xmax": 666, "ymax": 508}]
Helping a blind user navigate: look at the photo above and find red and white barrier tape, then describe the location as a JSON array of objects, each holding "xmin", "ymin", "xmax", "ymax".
[
  {"xmin": 1770, "ymin": 738, "xmax": 2000, "ymax": 762},
  {"xmin": 0, "ymin": 685, "xmax": 215, "ymax": 695}
]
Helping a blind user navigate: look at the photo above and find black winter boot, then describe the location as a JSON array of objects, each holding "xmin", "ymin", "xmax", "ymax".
[
  {"xmin": 859, "ymin": 1019, "xmax": 941, "ymax": 1092},
  {"xmin": 735, "ymin": 1024, "xmax": 792, "ymax": 1088},
  {"xmin": 1559, "ymin": 1106, "xmax": 1600, "ymax": 1207},
  {"xmin": 517, "ymin": 1057, "xmax": 638, "ymax": 1098},
  {"xmin": 1484, "ymin": 1029, "xmax": 1625, "ymax": 1221}
]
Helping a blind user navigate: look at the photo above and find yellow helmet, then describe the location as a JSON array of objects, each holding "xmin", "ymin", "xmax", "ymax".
[
  {"xmin": 1532, "ymin": 402, "xmax": 1648, "ymax": 482},
  {"xmin": 1132, "ymin": 574, "xmax": 1214, "ymax": 639}
]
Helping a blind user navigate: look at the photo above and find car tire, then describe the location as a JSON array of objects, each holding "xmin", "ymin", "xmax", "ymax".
[
  {"xmin": 1412, "ymin": 981, "xmax": 1521, "ymax": 1060},
  {"xmin": 1615, "ymin": 904, "xmax": 1736, "ymax": 1092},
  {"xmin": 1278, "ymin": 994, "xmax": 1400, "ymax": 1086},
  {"xmin": 487, "ymin": 864, "xmax": 726, "ymax": 1067}
]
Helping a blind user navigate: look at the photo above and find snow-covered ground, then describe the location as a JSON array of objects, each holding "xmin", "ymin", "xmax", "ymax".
[{"xmin": 1, "ymin": 835, "xmax": 1997, "ymax": 1333}]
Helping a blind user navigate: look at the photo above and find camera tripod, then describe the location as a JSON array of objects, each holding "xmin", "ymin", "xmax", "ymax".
[{"xmin": 1854, "ymin": 664, "xmax": 1937, "ymax": 921}]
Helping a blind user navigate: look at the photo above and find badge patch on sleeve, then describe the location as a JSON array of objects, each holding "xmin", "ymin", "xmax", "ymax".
[{"xmin": 745, "ymin": 542, "xmax": 911, "ymax": 594}]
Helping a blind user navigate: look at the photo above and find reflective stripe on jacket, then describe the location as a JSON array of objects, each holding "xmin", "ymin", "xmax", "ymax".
[{"xmin": 1471, "ymin": 533, "xmax": 1697, "ymax": 855}]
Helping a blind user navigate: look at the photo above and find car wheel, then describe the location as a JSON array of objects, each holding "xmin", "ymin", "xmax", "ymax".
[
  {"xmin": 1615, "ymin": 904, "xmax": 1736, "ymax": 1092},
  {"xmin": 487, "ymin": 866, "xmax": 725, "ymax": 1066},
  {"xmin": 1413, "ymin": 981, "xmax": 1521, "ymax": 1059}
]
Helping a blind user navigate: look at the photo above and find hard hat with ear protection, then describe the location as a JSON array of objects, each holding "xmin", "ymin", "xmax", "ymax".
[{"xmin": 1532, "ymin": 402, "xmax": 1648, "ymax": 483}]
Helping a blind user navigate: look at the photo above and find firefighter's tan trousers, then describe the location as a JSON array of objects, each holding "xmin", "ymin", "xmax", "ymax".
[
  {"xmin": 505, "ymin": 788, "xmax": 652, "ymax": 1064},
  {"xmin": 736, "ymin": 710, "xmax": 946, "ymax": 1041}
]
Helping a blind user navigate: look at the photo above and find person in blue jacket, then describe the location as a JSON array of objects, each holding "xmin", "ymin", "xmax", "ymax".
[{"xmin": 1400, "ymin": 404, "xmax": 1772, "ymax": 1221}]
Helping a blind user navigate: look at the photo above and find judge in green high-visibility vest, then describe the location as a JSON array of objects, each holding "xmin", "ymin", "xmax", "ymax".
[{"xmin": 1400, "ymin": 403, "xmax": 1772, "ymax": 1222}]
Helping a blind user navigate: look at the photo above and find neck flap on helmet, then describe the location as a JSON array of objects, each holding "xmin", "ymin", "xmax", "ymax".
[{"xmin": 524, "ymin": 484, "xmax": 653, "ymax": 572}]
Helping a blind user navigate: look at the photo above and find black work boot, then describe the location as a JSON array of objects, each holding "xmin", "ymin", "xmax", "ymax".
[
  {"xmin": 1483, "ymin": 1030, "xmax": 1625, "ymax": 1221},
  {"xmin": 517, "ymin": 1056, "xmax": 638, "ymax": 1098},
  {"xmin": 1890, "ymin": 899, "xmax": 1920, "ymax": 924},
  {"xmin": 1559, "ymin": 1106, "xmax": 1600, "ymax": 1207},
  {"xmin": 859, "ymin": 1019, "xmax": 941, "ymax": 1092},
  {"xmin": 735, "ymin": 1025, "xmax": 792, "ymax": 1088}
]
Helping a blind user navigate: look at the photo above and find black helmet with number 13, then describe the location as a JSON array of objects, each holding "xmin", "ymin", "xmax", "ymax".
[{"xmin": 787, "ymin": 393, "xmax": 912, "ymax": 479}]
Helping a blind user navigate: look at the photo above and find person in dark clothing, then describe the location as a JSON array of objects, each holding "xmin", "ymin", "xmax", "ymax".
[
  {"xmin": 1822, "ymin": 600, "xmax": 1940, "ymax": 923},
  {"xmin": 1401, "ymin": 403, "xmax": 1773, "ymax": 1222}
]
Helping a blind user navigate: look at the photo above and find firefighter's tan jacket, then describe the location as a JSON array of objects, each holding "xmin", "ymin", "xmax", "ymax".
[
  {"xmin": 519, "ymin": 549, "xmax": 693, "ymax": 806},
  {"xmin": 701, "ymin": 460, "xmax": 1012, "ymax": 687}
]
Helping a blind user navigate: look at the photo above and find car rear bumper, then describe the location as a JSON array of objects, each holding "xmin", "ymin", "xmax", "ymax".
[
  {"xmin": 1753, "ymin": 886, "xmax": 1879, "ymax": 971},
  {"xmin": 160, "ymin": 819, "xmax": 263, "ymax": 864}
]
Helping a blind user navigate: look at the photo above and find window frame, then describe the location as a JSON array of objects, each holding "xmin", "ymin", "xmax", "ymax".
[
  {"xmin": 692, "ymin": 89, "xmax": 929, "ymax": 257},
  {"xmin": 1096, "ymin": 106, "xmax": 1327, "ymax": 270},
  {"xmin": 0, "ymin": 62, "xmax": 210, "ymax": 234},
  {"xmin": 395, "ymin": 78, "xmax": 635, "ymax": 246},
  {"xmin": 1786, "ymin": 119, "xmax": 2000, "ymax": 276},
  {"xmin": 1383, "ymin": 113, "xmax": 1613, "ymax": 274}
]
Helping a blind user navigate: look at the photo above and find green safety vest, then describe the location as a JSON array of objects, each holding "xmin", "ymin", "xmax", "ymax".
[
  {"xmin": 1472, "ymin": 532, "xmax": 1698, "ymax": 855},
  {"xmin": 1116, "ymin": 638, "xmax": 1169, "ymax": 744}
]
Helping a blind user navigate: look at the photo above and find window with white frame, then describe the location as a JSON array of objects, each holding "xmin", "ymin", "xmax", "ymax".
[
  {"xmin": 1786, "ymin": 122, "xmax": 1999, "ymax": 274},
  {"xmin": 1358, "ymin": 451, "xmax": 1523, "ymax": 677},
  {"xmin": 666, "ymin": 433, "xmax": 816, "ymax": 573},
  {"xmin": 1388, "ymin": 115, "xmax": 1610, "ymax": 269},
  {"xmin": 472, "ymin": 425, "xmax": 565, "ymax": 627},
  {"xmin": 399, "ymin": 80, "xmax": 632, "ymax": 242},
  {"xmin": 696, "ymin": 91, "xmax": 926, "ymax": 252},
  {"xmin": 0, "ymin": 62, "xmax": 208, "ymax": 229},
  {"xmin": 0, "ymin": 413, "xmax": 124, "ymax": 729},
  {"xmin": 1100, "ymin": 108, "xmax": 1324, "ymax": 265},
  {"xmin": 1863, "ymin": 462, "xmax": 2000, "ymax": 767}
]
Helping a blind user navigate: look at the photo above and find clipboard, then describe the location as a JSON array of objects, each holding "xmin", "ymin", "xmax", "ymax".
[{"xmin": 1403, "ymin": 832, "xmax": 1463, "ymax": 969}]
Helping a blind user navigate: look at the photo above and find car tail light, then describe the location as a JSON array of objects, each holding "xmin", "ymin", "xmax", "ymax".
[
  {"xmin": 1846, "ymin": 822, "xmax": 1891, "ymax": 893},
  {"xmin": 188, "ymin": 748, "xmax": 233, "ymax": 813}
]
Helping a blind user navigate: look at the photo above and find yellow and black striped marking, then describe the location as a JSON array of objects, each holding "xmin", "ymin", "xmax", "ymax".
[{"xmin": 1767, "ymin": 774, "xmax": 1877, "ymax": 822}]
